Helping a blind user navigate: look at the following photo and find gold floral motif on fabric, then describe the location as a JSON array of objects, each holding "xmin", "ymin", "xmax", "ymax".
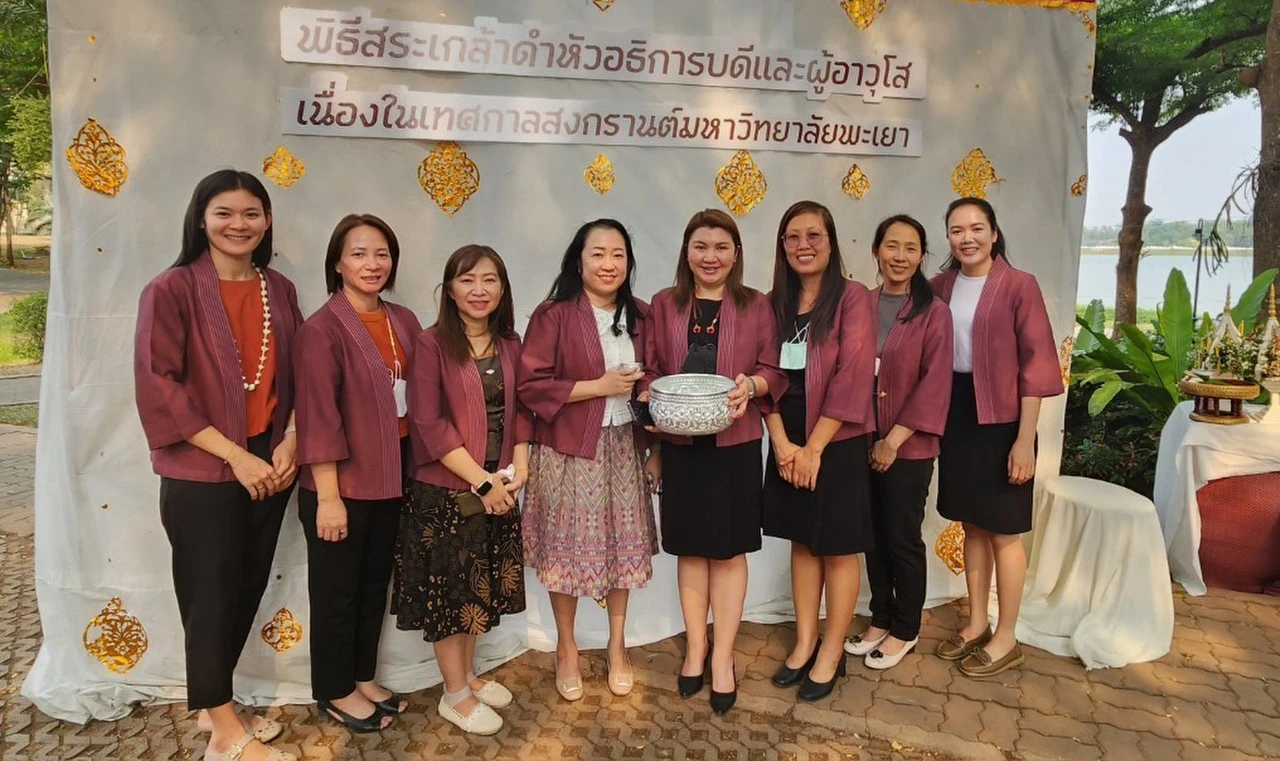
[
  {"xmin": 261, "ymin": 608, "xmax": 304, "ymax": 653},
  {"xmin": 951, "ymin": 148, "xmax": 1002, "ymax": 199},
  {"xmin": 460, "ymin": 603, "xmax": 490, "ymax": 634},
  {"xmin": 1058, "ymin": 335, "xmax": 1074, "ymax": 389},
  {"xmin": 418, "ymin": 141, "xmax": 480, "ymax": 216},
  {"xmin": 842, "ymin": 164, "xmax": 872, "ymax": 200},
  {"xmin": 715, "ymin": 150, "xmax": 767, "ymax": 217},
  {"xmin": 66, "ymin": 119, "xmax": 129, "ymax": 197},
  {"xmin": 841, "ymin": 0, "xmax": 888, "ymax": 31},
  {"xmin": 262, "ymin": 146, "xmax": 306, "ymax": 188},
  {"xmin": 935, "ymin": 521, "xmax": 966, "ymax": 575},
  {"xmin": 592, "ymin": 0, "xmax": 616, "ymax": 10},
  {"xmin": 82, "ymin": 597, "xmax": 148, "ymax": 673},
  {"xmin": 1071, "ymin": 174, "xmax": 1087, "ymax": 197},
  {"xmin": 584, "ymin": 153, "xmax": 616, "ymax": 195}
]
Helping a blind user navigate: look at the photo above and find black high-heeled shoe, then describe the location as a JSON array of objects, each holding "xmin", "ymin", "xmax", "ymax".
[
  {"xmin": 317, "ymin": 699, "xmax": 389, "ymax": 733},
  {"xmin": 709, "ymin": 660, "xmax": 737, "ymax": 715},
  {"xmin": 797, "ymin": 654, "xmax": 846, "ymax": 702},
  {"xmin": 678, "ymin": 648, "xmax": 712, "ymax": 699},
  {"xmin": 772, "ymin": 638, "xmax": 822, "ymax": 687}
]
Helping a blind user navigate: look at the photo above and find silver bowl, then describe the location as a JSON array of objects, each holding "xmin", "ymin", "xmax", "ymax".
[{"xmin": 649, "ymin": 373, "xmax": 736, "ymax": 436}]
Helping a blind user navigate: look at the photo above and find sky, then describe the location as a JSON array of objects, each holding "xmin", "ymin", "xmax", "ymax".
[{"xmin": 1084, "ymin": 97, "xmax": 1262, "ymax": 228}]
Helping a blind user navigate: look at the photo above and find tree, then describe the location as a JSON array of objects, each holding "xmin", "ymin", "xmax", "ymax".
[
  {"xmin": 1093, "ymin": 0, "xmax": 1269, "ymax": 328},
  {"xmin": 1242, "ymin": 0, "xmax": 1280, "ymax": 278},
  {"xmin": 0, "ymin": 0, "xmax": 49, "ymax": 267}
]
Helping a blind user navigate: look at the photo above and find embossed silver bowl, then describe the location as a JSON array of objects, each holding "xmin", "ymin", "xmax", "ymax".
[{"xmin": 648, "ymin": 373, "xmax": 736, "ymax": 436}]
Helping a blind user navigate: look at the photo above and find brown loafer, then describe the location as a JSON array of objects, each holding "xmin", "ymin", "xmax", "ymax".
[
  {"xmin": 935, "ymin": 627, "xmax": 992, "ymax": 661},
  {"xmin": 958, "ymin": 643, "xmax": 1024, "ymax": 678}
]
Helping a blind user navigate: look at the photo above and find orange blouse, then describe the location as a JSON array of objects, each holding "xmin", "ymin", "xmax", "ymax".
[
  {"xmin": 359, "ymin": 309, "xmax": 409, "ymax": 438},
  {"xmin": 219, "ymin": 278, "xmax": 278, "ymax": 438}
]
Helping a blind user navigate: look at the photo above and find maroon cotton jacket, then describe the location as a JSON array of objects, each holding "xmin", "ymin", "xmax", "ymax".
[
  {"xmin": 641, "ymin": 287, "xmax": 786, "ymax": 447},
  {"xmin": 872, "ymin": 289, "xmax": 954, "ymax": 460},
  {"xmin": 408, "ymin": 327, "xmax": 534, "ymax": 491},
  {"xmin": 134, "ymin": 254, "xmax": 303, "ymax": 482},
  {"xmin": 517, "ymin": 294, "xmax": 650, "ymax": 459},
  {"xmin": 766, "ymin": 279, "xmax": 877, "ymax": 443},
  {"xmin": 930, "ymin": 257, "xmax": 1064, "ymax": 425},
  {"xmin": 294, "ymin": 293, "xmax": 423, "ymax": 500}
]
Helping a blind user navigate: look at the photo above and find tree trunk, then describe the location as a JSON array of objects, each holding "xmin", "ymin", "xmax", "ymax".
[
  {"xmin": 1254, "ymin": 0, "xmax": 1280, "ymax": 279},
  {"xmin": 1, "ymin": 208, "xmax": 12, "ymax": 269},
  {"xmin": 1115, "ymin": 129, "xmax": 1156, "ymax": 330}
]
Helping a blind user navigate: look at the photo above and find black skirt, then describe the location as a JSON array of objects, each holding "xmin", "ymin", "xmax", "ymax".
[
  {"xmin": 660, "ymin": 439, "xmax": 763, "ymax": 559},
  {"xmin": 937, "ymin": 372, "xmax": 1033, "ymax": 535}
]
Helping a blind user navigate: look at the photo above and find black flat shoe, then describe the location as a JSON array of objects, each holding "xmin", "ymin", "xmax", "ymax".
[
  {"xmin": 771, "ymin": 638, "xmax": 822, "ymax": 687},
  {"xmin": 678, "ymin": 648, "xmax": 712, "ymax": 699},
  {"xmin": 317, "ymin": 699, "xmax": 389, "ymax": 733},
  {"xmin": 709, "ymin": 661, "xmax": 737, "ymax": 715},
  {"xmin": 797, "ymin": 655, "xmax": 846, "ymax": 702},
  {"xmin": 372, "ymin": 691, "xmax": 408, "ymax": 715}
]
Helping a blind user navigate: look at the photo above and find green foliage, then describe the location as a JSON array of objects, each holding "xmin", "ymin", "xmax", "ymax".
[
  {"xmin": 1082, "ymin": 219, "xmax": 1254, "ymax": 248},
  {"xmin": 9, "ymin": 95, "xmax": 48, "ymax": 174},
  {"xmin": 7, "ymin": 291, "xmax": 46, "ymax": 361},
  {"xmin": 1075, "ymin": 302, "xmax": 1159, "ymax": 327},
  {"xmin": 1233, "ymin": 267, "xmax": 1279, "ymax": 334},
  {"xmin": 1061, "ymin": 388, "xmax": 1162, "ymax": 499},
  {"xmin": 1159, "ymin": 269, "xmax": 1193, "ymax": 380},
  {"xmin": 0, "ymin": 1, "xmax": 48, "ymax": 127}
]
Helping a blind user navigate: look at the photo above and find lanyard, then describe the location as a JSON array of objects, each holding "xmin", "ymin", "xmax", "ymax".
[{"xmin": 385, "ymin": 316, "xmax": 402, "ymax": 381}]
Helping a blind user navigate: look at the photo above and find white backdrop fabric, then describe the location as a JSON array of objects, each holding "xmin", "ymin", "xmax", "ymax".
[{"xmin": 26, "ymin": 0, "xmax": 1092, "ymax": 721}]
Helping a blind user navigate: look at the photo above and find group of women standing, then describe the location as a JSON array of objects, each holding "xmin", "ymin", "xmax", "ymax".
[{"xmin": 135, "ymin": 168, "xmax": 1061, "ymax": 760}]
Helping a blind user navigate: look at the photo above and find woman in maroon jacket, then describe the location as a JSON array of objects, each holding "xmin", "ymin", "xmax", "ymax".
[
  {"xmin": 518, "ymin": 219, "xmax": 657, "ymax": 702},
  {"xmin": 642, "ymin": 208, "xmax": 785, "ymax": 715},
  {"xmin": 393, "ymin": 245, "xmax": 532, "ymax": 736},
  {"xmin": 930, "ymin": 198, "xmax": 1063, "ymax": 678},
  {"xmin": 762, "ymin": 201, "xmax": 877, "ymax": 702},
  {"xmin": 843, "ymin": 214, "xmax": 953, "ymax": 671},
  {"xmin": 134, "ymin": 170, "xmax": 301, "ymax": 761},
  {"xmin": 293, "ymin": 214, "xmax": 422, "ymax": 732}
]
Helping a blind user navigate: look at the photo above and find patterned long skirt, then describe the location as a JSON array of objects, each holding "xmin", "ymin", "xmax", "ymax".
[
  {"xmin": 522, "ymin": 425, "xmax": 658, "ymax": 598},
  {"xmin": 392, "ymin": 480, "xmax": 526, "ymax": 642}
]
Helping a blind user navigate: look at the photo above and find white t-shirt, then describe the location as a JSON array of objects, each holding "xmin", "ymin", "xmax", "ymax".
[
  {"xmin": 950, "ymin": 273, "xmax": 987, "ymax": 372},
  {"xmin": 594, "ymin": 305, "xmax": 636, "ymax": 426}
]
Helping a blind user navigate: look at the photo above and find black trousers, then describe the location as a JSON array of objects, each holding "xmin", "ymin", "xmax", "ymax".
[
  {"xmin": 297, "ymin": 488, "xmax": 399, "ymax": 700},
  {"xmin": 866, "ymin": 457, "xmax": 933, "ymax": 641},
  {"xmin": 159, "ymin": 432, "xmax": 293, "ymax": 711}
]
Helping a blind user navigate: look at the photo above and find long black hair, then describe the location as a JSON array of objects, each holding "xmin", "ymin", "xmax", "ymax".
[
  {"xmin": 872, "ymin": 214, "xmax": 933, "ymax": 323},
  {"xmin": 771, "ymin": 200, "xmax": 847, "ymax": 344},
  {"xmin": 547, "ymin": 218, "xmax": 642, "ymax": 337},
  {"xmin": 172, "ymin": 169, "xmax": 274, "ymax": 269},
  {"xmin": 941, "ymin": 196, "xmax": 1008, "ymax": 271}
]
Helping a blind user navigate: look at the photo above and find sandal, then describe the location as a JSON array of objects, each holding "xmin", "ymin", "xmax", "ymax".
[
  {"xmin": 316, "ymin": 699, "xmax": 390, "ymax": 733},
  {"xmin": 248, "ymin": 715, "xmax": 283, "ymax": 743},
  {"xmin": 204, "ymin": 732, "xmax": 297, "ymax": 761},
  {"xmin": 371, "ymin": 691, "xmax": 409, "ymax": 715}
]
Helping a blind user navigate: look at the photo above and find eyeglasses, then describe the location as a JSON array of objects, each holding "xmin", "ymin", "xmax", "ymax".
[{"xmin": 781, "ymin": 232, "xmax": 827, "ymax": 250}]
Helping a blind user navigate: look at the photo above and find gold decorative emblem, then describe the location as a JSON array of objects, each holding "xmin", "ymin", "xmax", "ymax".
[
  {"xmin": 1070, "ymin": 174, "xmax": 1087, "ymax": 197},
  {"xmin": 950, "ymin": 148, "xmax": 1002, "ymax": 199},
  {"xmin": 715, "ymin": 150, "xmax": 767, "ymax": 217},
  {"xmin": 841, "ymin": 0, "xmax": 888, "ymax": 30},
  {"xmin": 261, "ymin": 607, "xmax": 304, "ymax": 653},
  {"xmin": 841, "ymin": 164, "xmax": 872, "ymax": 200},
  {"xmin": 66, "ymin": 118, "xmax": 129, "ymax": 197},
  {"xmin": 584, "ymin": 153, "xmax": 616, "ymax": 195},
  {"xmin": 1058, "ymin": 335, "xmax": 1074, "ymax": 389},
  {"xmin": 935, "ymin": 521, "xmax": 966, "ymax": 575},
  {"xmin": 592, "ymin": 0, "xmax": 616, "ymax": 10},
  {"xmin": 418, "ymin": 141, "xmax": 480, "ymax": 216},
  {"xmin": 82, "ymin": 597, "xmax": 148, "ymax": 674},
  {"xmin": 262, "ymin": 146, "xmax": 306, "ymax": 188}
]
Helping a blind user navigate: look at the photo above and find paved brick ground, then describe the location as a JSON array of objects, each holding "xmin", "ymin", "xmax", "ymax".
[{"xmin": 2, "ymin": 426, "xmax": 1279, "ymax": 759}]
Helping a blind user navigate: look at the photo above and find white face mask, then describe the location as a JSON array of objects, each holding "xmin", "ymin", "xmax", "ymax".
[
  {"xmin": 780, "ymin": 340, "xmax": 807, "ymax": 370},
  {"xmin": 393, "ymin": 377, "xmax": 408, "ymax": 417}
]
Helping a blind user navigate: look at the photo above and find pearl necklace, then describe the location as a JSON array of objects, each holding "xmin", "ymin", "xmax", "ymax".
[{"xmin": 241, "ymin": 267, "xmax": 272, "ymax": 392}]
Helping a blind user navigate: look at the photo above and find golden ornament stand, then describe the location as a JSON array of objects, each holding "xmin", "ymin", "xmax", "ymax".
[{"xmin": 1178, "ymin": 378, "xmax": 1260, "ymax": 425}]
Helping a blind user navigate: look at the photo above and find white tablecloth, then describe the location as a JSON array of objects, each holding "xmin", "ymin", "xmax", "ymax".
[
  {"xmin": 1017, "ymin": 476, "xmax": 1173, "ymax": 669},
  {"xmin": 1153, "ymin": 401, "xmax": 1280, "ymax": 595}
]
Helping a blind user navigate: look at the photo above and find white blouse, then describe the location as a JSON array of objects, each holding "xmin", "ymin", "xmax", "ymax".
[
  {"xmin": 950, "ymin": 273, "xmax": 986, "ymax": 372},
  {"xmin": 594, "ymin": 306, "xmax": 636, "ymax": 426}
]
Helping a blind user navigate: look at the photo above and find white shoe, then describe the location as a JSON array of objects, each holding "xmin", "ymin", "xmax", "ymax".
[
  {"xmin": 437, "ymin": 696, "xmax": 503, "ymax": 736},
  {"xmin": 473, "ymin": 679, "xmax": 514, "ymax": 708},
  {"xmin": 844, "ymin": 630, "xmax": 890, "ymax": 656},
  {"xmin": 864, "ymin": 637, "xmax": 918, "ymax": 670}
]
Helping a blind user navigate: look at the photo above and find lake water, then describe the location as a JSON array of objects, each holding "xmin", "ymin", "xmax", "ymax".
[{"xmin": 1075, "ymin": 249, "xmax": 1257, "ymax": 314}]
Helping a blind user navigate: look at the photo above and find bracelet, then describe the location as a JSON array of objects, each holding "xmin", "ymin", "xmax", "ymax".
[
  {"xmin": 222, "ymin": 441, "xmax": 237, "ymax": 465},
  {"xmin": 746, "ymin": 376, "xmax": 758, "ymax": 400}
]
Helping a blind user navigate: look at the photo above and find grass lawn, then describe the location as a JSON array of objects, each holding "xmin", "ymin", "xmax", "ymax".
[
  {"xmin": 0, "ymin": 403, "xmax": 37, "ymax": 428},
  {"xmin": 0, "ymin": 311, "xmax": 27, "ymax": 365}
]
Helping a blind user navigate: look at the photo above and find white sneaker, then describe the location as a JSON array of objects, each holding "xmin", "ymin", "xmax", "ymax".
[
  {"xmin": 864, "ymin": 637, "xmax": 919, "ymax": 670},
  {"xmin": 473, "ymin": 679, "xmax": 514, "ymax": 708},
  {"xmin": 844, "ymin": 630, "xmax": 889, "ymax": 656},
  {"xmin": 438, "ymin": 696, "xmax": 503, "ymax": 735}
]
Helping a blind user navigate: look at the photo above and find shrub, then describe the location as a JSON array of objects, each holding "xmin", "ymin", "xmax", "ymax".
[
  {"xmin": 1060, "ymin": 386, "xmax": 1162, "ymax": 498},
  {"xmin": 8, "ymin": 291, "xmax": 47, "ymax": 362}
]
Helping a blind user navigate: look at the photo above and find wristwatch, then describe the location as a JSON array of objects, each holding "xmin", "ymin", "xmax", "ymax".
[{"xmin": 473, "ymin": 478, "xmax": 494, "ymax": 497}]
